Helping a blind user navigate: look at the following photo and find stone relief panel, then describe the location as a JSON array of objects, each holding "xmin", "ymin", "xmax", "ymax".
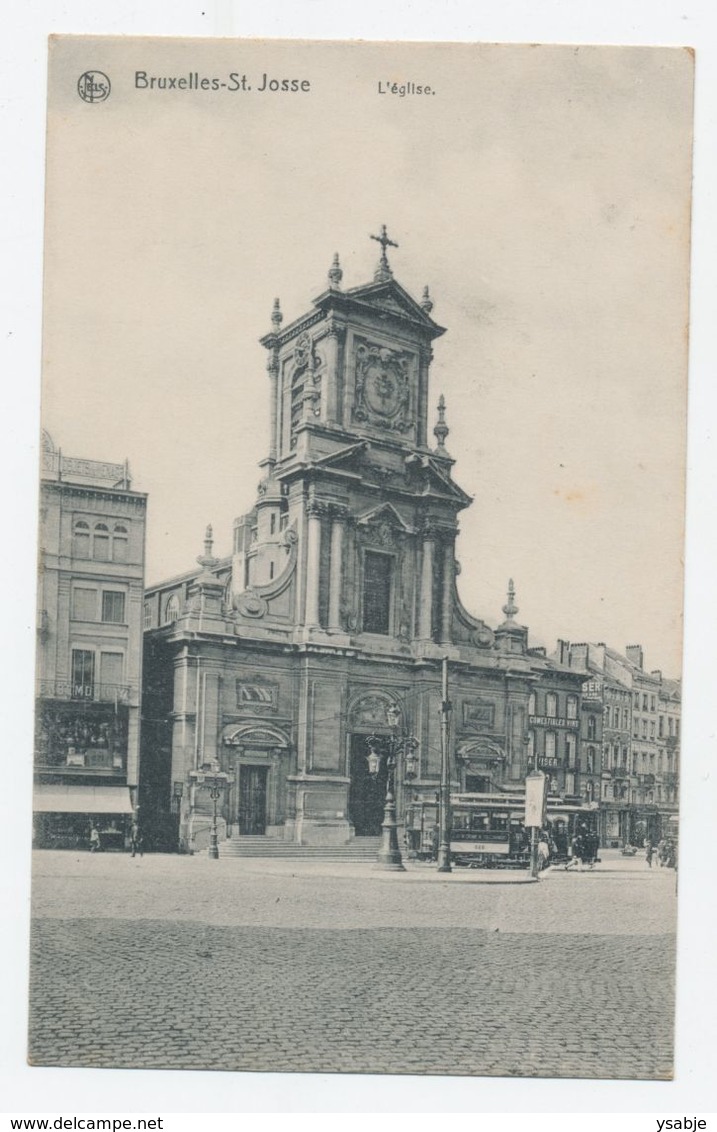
[
  {"xmin": 352, "ymin": 337, "xmax": 414, "ymax": 434},
  {"xmin": 462, "ymin": 699, "xmax": 497, "ymax": 731},
  {"xmin": 236, "ymin": 679, "xmax": 279, "ymax": 713}
]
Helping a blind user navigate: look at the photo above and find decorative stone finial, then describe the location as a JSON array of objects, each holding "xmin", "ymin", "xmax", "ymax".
[
  {"xmin": 433, "ymin": 394, "xmax": 449, "ymax": 453},
  {"xmin": 502, "ymin": 579, "xmax": 519, "ymax": 621},
  {"xmin": 328, "ymin": 252, "xmax": 343, "ymax": 290},
  {"xmin": 196, "ymin": 523, "xmax": 219, "ymax": 574},
  {"xmin": 421, "ymin": 285, "xmax": 434, "ymax": 314},
  {"xmin": 271, "ymin": 297, "xmax": 283, "ymax": 331},
  {"xmin": 370, "ymin": 224, "xmax": 398, "ymax": 282}
]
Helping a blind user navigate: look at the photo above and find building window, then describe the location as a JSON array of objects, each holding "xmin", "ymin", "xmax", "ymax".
[
  {"xmin": 651, "ymin": 695, "xmax": 656, "ymax": 712},
  {"xmin": 565, "ymin": 772, "xmax": 575, "ymax": 795},
  {"xmin": 164, "ymin": 594, "xmax": 180, "ymax": 624},
  {"xmin": 528, "ymin": 692, "xmax": 536, "ymax": 717},
  {"xmin": 73, "ymin": 520, "xmax": 90, "ymax": 558},
  {"xmin": 143, "ymin": 602, "xmax": 152, "ymax": 630},
  {"xmin": 546, "ymin": 693, "xmax": 557, "ymax": 718},
  {"xmin": 613, "ymin": 707, "xmax": 620, "ymax": 728},
  {"xmin": 566, "ymin": 733, "xmax": 577, "ymax": 767},
  {"xmin": 72, "ymin": 586, "xmax": 97, "ymax": 621},
  {"xmin": 362, "ymin": 551, "xmax": 392, "ymax": 635},
  {"xmin": 101, "ymin": 591, "xmax": 126, "ymax": 624},
  {"xmin": 93, "ymin": 523, "xmax": 111, "ymax": 561},
  {"xmin": 642, "ymin": 720, "xmax": 648, "ymax": 739},
  {"xmin": 634, "ymin": 692, "xmax": 640, "ymax": 709},
  {"xmin": 650, "ymin": 721, "xmax": 656, "ymax": 739},
  {"xmin": 585, "ymin": 780, "xmax": 594, "ymax": 802},
  {"xmin": 544, "ymin": 731, "xmax": 556, "ymax": 761},
  {"xmin": 279, "ymin": 513, "xmax": 288, "ymax": 531},
  {"xmin": 623, "ymin": 709, "xmax": 629, "ymax": 730},
  {"xmin": 586, "ymin": 746, "xmax": 595, "ymax": 774},
  {"xmin": 587, "ymin": 715, "xmax": 596, "ymax": 741},
  {"xmin": 658, "ymin": 715, "xmax": 664, "ymax": 738},
  {"xmin": 113, "ymin": 524, "xmax": 129, "ymax": 562},
  {"xmin": 527, "ymin": 730, "xmax": 535, "ymax": 764},
  {"xmin": 642, "ymin": 693, "xmax": 648, "ymax": 711},
  {"xmin": 71, "ymin": 649, "xmax": 95, "ymax": 699},
  {"xmin": 270, "ymin": 512, "xmax": 276, "ymax": 535},
  {"xmin": 567, "ymin": 695, "xmax": 578, "ymax": 720}
]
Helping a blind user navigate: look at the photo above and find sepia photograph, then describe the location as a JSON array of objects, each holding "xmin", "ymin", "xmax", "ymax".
[{"xmin": 26, "ymin": 30, "xmax": 695, "ymax": 1088}]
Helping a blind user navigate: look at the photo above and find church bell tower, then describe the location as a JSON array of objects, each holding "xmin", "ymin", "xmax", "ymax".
[{"xmin": 232, "ymin": 228, "xmax": 479, "ymax": 652}]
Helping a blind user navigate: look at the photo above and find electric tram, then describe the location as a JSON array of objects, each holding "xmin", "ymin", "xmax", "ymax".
[{"xmin": 405, "ymin": 791, "xmax": 599, "ymax": 868}]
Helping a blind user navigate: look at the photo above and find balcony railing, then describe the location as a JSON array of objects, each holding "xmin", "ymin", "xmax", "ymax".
[{"xmin": 37, "ymin": 680, "xmax": 132, "ymax": 705}]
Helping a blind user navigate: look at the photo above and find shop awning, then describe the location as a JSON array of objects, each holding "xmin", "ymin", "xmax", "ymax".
[{"xmin": 33, "ymin": 784, "xmax": 133, "ymax": 815}]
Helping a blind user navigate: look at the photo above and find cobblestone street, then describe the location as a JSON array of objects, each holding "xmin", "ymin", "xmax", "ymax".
[{"xmin": 28, "ymin": 851, "xmax": 676, "ymax": 1079}]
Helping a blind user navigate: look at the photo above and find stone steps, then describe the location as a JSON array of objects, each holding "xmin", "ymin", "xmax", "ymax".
[{"xmin": 216, "ymin": 836, "xmax": 383, "ymax": 860}]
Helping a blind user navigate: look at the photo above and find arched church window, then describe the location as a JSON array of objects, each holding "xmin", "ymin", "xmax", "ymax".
[
  {"xmin": 163, "ymin": 594, "xmax": 180, "ymax": 624},
  {"xmin": 73, "ymin": 520, "xmax": 90, "ymax": 558}
]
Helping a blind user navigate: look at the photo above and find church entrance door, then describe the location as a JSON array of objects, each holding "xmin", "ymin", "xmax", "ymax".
[
  {"xmin": 238, "ymin": 765, "xmax": 268, "ymax": 835},
  {"xmin": 349, "ymin": 734, "xmax": 388, "ymax": 836}
]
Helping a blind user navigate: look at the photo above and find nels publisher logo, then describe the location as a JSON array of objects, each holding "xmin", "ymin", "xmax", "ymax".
[{"xmin": 77, "ymin": 70, "xmax": 111, "ymax": 103}]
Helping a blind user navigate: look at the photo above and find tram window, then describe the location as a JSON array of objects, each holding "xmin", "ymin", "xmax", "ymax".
[
  {"xmin": 491, "ymin": 814, "xmax": 508, "ymax": 832},
  {"xmin": 453, "ymin": 812, "xmax": 469, "ymax": 831},
  {"xmin": 470, "ymin": 814, "xmax": 489, "ymax": 832}
]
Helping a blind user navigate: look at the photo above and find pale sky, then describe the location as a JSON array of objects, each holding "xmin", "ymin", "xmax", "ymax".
[{"xmin": 41, "ymin": 38, "xmax": 693, "ymax": 674}]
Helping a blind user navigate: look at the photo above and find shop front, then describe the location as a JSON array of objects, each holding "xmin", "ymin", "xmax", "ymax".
[{"xmin": 32, "ymin": 784, "xmax": 135, "ymax": 850}]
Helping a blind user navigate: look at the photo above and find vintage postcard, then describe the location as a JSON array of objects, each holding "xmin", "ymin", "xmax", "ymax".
[{"xmin": 31, "ymin": 35, "xmax": 693, "ymax": 1078}]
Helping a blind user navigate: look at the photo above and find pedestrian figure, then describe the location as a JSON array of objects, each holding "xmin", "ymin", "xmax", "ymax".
[
  {"xmin": 89, "ymin": 825, "xmax": 101, "ymax": 853},
  {"xmin": 130, "ymin": 829, "xmax": 144, "ymax": 858},
  {"xmin": 565, "ymin": 831, "xmax": 584, "ymax": 871},
  {"xmin": 645, "ymin": 839, "xmax": 654, "ymax": 868},
  {"xmin": 537, "ymin": 831, "xmax": 551, "ymax": 870}
]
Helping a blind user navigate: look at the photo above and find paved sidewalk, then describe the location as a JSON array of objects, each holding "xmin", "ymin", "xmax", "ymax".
[{"xmin": 28, "ymin": 850, "xmax": 676, "ymax": 1079}]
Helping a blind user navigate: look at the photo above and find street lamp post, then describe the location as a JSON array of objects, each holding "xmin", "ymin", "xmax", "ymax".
[
  {"xmin": 366, "ymin": 704, "xmax": 419, "ymax": 872},
  {"xmin": 193, "ymin": 762, "xmax": 233, "ymax": 860}
]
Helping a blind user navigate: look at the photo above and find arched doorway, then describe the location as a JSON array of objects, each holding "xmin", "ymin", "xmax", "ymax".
[
  {"xmin": 346, "ymin": 690, "xmax": 404, "ymax": 837},
  {"xmin": 222, "ymin": 724, "xmax": 291, "ymax": 836}
]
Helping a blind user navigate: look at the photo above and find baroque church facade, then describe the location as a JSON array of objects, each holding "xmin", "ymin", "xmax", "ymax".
[{"xmin": 141, "ymin": 232, "xmax": 583, "ymax": 851}]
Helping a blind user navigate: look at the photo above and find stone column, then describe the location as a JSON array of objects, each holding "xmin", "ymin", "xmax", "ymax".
[
  {"xmin": 328, "ymin": 510, "xmax": 345, "ymax": 631},
  {"xmin": 305, "ymin": 501, "xmax": 322, "ymax": 627},
  {"xmin": 440, "ymin": 540, "xmax": 454, "ymax": 645},
  {"xmin": 323, "ymin": 321, "xmax": 344, "ymax": 425},
  {"xmin": 418, "ymin": 532, "xmax": 436, "ymax": 640}
]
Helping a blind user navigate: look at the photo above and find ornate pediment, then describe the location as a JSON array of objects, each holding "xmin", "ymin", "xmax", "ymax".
[
  {"xmin": 457, "ymin": 738, "xmax": 506, "ymax": 764},
  {"xmin": 341, "ymin": 279, "xmax": 446, "ymax": 338},
  {"xmin": 355, "ymin": 503, "xmax": 415, "ymax": 546}
]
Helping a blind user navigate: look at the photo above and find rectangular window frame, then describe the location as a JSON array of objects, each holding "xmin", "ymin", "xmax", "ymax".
[
  {"xmin": 101, "ymin": 589, "xmax": 127, "ymax": 625},
  {"xmin": 361, "ymin": 549, "xmax": 394, "ymax": 637},
  {"xmin": 71, "ymin": 585, "xmax": 98, "ymax": 622}
]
